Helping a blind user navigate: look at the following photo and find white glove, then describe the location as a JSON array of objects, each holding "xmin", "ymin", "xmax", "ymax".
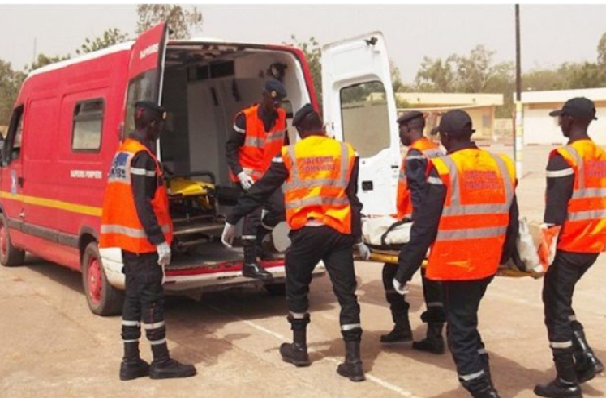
[
  {"xmin": 156, "ymin": 242, "xmax": 171, "ymax": 284},
  {"xmin": 221, "ymin": 223, "xmax": 236, "ymax": 247},
  {"xmin": 355, "ymin": 242, "xmax": 371, "ymax": 260},
  {"xmin": 238, "ymin": 171, "xmax": 254, "ymax": 190},
  {"xmin": 393, "ymin": 278, "xmax": 409, "ymax": 296}
]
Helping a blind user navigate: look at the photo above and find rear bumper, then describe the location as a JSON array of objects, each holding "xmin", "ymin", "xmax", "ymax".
[{"xmin": 99, "ymin": 248, "xmax": 325, "ymax": 292}]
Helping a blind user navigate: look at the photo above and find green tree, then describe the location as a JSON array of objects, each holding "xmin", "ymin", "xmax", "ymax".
[
  {"xmin": 559, "ymin": 62, "xmax": 606, "ymax": 89},
  {"xmin": 598, "ymin": 32, "xmax": 606, "ymax": 65},
  {"xmin": 0, "ymin": 59, "xmax": 25, "ymax": 126},
  {"xmin": 522, "ymin": 68, "xmax": 568, "ymax": 91},
  {"xmin": 287, "ymin": 36, "xmax": 322, "ymax": 105},
  {"xmin": 136, "ymin": 4, "xmax": 203, "ymax": 40},
  {"xmin": 414, "ymin": 55, "xmax": 458, "ymax": 92},
  {"xmin": 76, "ymin": 28, "xmax": 129, "ymax": 55},
  {"xmin": 27, "ymin": 53, "xmax": 71, "ymax": 72}
]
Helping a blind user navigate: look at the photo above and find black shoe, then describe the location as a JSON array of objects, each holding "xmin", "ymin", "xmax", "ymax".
[
  {"xmin": 119, "ymin": 358, "xmax": 150, "ymax": 381},
  {"xmin": 412, "ymin": 336, "xmax": 446, "ymax": 354},
  {"xmin": 149, "ymin": 358, "xmax": 196, "ymax": 380},
  {"xmin": 280, "ymin": 342, "xmax": 311, "ymax": 367},
  {"xmin": 337, "ymin": 341, "xmax": 365, "ymax": 382},
  {"xmin": 242, "ymin": 262, "xmax": 273, "ymax": 281},
  {"xmin": 534, "ymin": 379, "xmax": 582, "ymax": 398},
  {"xmin": 380, "ymin": 325, "xmax": 413, "ymax": 344},
  {"xmin": 576, "ymin": 359, "xmax": 597, "ymax": 384}
]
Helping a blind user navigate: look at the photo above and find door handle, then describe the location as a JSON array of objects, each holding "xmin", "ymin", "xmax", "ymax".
[
  {"xmin": 17, "ymin": 177, "xmax": 24, "ymax": 187},
  {"xmin": 362, "ymin": 180, "xmax": 373, "ymax": 191},
  {"xmin": 19, "ymin": 210, "xmax": 25, "ymax": 219}
]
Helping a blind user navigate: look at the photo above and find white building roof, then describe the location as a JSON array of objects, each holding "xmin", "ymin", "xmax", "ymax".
[
  {"xmin": 520, "ymin": 87, "xmax": 606, "ymax": 104},
  {"xmin": 396, "ymin": 92, "xmax": 503, "ymax": 107}
]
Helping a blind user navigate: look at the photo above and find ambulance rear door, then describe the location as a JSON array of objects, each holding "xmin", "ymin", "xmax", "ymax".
[{"xmin": 321, "ymin": 32, "xmax": 400, "ymax": 216}]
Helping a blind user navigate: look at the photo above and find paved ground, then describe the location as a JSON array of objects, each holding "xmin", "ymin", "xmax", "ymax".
[{"xmin": 1, "ymin": 145, "xmax": 605, "ymax": 398}]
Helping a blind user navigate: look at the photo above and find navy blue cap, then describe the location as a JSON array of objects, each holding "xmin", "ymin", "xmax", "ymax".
[
  {"xmin": 135, "ymin": 101, "xmax": 166, "ymax": 120},
  {"xmin": 432, "ymin": 109, "xmax": 475, "ymax": 136},
  {"xmin": 264, "ymin": 78, "xmax": 287, "ymax": 99},
  {"xmin": 549, "ymin": 97, "xmax": 597, "ymax": 120},
  {"xmin": 292, "ymin": 103, "xmax": 322, "ymax": 130},
  {"xmin": 397, "ymin": 110, "xmax": 424, "ymax": 125}
]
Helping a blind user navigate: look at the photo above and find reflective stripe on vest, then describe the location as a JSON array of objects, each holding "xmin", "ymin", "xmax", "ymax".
[
  {"xmin": 426, "ymin": 150, "xmax": 515, "ymax": 281},
  {"xmin": 555, "ymin": 141, "xmax": 606, "ymax": 253},
  {"xmin": 282, "ymin": 137, "xmax": 354, "ymax": 234}
]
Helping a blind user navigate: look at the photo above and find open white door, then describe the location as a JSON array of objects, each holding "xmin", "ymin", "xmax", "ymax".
[{"xmin": 321, "ymin": 32, "xmax": 400, "ymax": 216}]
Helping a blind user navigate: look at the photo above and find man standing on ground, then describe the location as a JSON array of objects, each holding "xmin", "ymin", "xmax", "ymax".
[
  {"xmin": 221, "ymin": 104, "xmax": 370, "ymax": 382},
  {"xmin": 394, "ymin": 110, "xmax": 519, "ymax": 398},
  {"xmin": 534, "ymin": 97, "xmax": 605, "ymax": 398},
  {"xmin": 101, "ymin": 102, "xmax": 196, "ymax": 381}
]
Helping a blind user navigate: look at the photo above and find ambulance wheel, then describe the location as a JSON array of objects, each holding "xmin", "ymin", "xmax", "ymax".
[
  {"xmin": 82, "ymin": 241, "xmax": 124, "ymax": 316},
  {"xmin": 0, "ymin": 213, "xmax": 25, "ymax": 267},
  {"xmin": 264, "ymin": 283, "xmax": 286, "ymax": 296}
]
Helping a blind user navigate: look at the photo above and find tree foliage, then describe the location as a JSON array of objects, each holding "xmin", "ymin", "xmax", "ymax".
[
  {"xmin": 0, "ymin": 60, "xmax": 25, "ymax": 126},
  {"xmin": 27, "ymin": 53, "xmax": 71, "ymax": 72},
  {"xmin": 76, "ymin": 28, "xmax": 129, "ymax": 55},
  {"xmin": 136, "ymin": 4, "xmax": 203, "ymax": 40},
  {"xmin": 287, "ymin": 36, "xmax": 322, "ymax": 106}
]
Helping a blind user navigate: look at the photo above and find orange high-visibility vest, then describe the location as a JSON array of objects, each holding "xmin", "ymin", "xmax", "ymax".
[
  {"xmin": 426, "ymin": 149, "xmax": 515, "ymax": 281},
  {"xmin": 230, "ymin": 104, "xmax": 287, "ymax": 182},
  {"xmin": 553, "ymin": 140, "xmax": 606, "ymax": 253},
  {"xmin": 100, "ymin": 139, "xmax": 173, "ymax": 253},
  {"xmin": 282, "ymin": 136, "xmax": 355, "ymax": 235},
  {"xmin": 397, "ymin": 137, "xmax": 443, "ymax": 219}
]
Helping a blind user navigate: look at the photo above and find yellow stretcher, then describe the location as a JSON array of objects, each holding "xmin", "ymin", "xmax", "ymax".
[{"xmin": 364, "ymin": 248, "xmax": 544, "ymax": 279}]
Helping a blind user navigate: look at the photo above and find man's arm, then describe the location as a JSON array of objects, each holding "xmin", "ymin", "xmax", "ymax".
[
  {"xmin": 544, "ymin": 153, "xmax": 574, "ymax": 225},
  {"xmin": 346, "ymin": 156, "xmax": 363, "ymax": 242},
  {"xmin": 500, "ymin": 194, "xmax": 520, "ymax": 264},
  {"xmin": 405, "ymin": 148, "xmax": 429, "ymax": 221},
  {"xmin": 225, "ymin": 113, "xmax": 246, "ymax": 176},
  {"xmin": 396, "ymin": 167, "xmax": 446, "ymax": 282},
  {"xmin": 226, "ymin": 158, "xmax": 289, "ymax": 225},
  {"xmin": 131, "ymin": 152, "xmax": 165, "ymax": 245}
]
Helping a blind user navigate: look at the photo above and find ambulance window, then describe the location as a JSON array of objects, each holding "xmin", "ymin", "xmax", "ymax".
[
  {"xmin": 124, "ymin": 70, "xmax": 158, "ymax": 139},
  {"xmin": 340, "ymin": 81, "xmax": 390, "ymax": 158},
  {"xmin": 2, "ymin": 105, "xmax": 24, "ymax": 165},
  {"xmin": 72, "ymin": 99, "xmax": 104, "ymax": 152}
]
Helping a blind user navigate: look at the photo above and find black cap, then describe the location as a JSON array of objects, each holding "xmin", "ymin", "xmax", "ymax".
[
  {"xmin": 549, "ymin": 97, "xmax": 597, "ymax": 120},
  {"xmin": 264, "ymin": 78, "xmax": 287, "ymax": 99},
  {"xmin": 397, "ymin": 110, "xmax": 424, "ymax": 125},
  {"xmin": 432, "ymin": 109, "xmax": 475, "ymax": 136},
  {"xmin": 292, "ymin": 103, "xmax": 322, "ymax": 131},
  {"xmin": 135, "ymin": 101, "xmax": 166, "ymax": 120}
]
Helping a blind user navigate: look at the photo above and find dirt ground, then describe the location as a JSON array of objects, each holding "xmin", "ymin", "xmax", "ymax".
[{"xmin": 1, "ymin": 145, "xmax": 604, "ymax": 398}]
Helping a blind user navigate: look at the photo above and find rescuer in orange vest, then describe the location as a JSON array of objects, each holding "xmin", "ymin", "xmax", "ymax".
[
  {"xmin": 221, "ymin": 104, "xmax": 370, "ymax": 382},
  {"xmin": 394, "ymin": 110, "xmax": 519, "ymax": 398},
  {"xmin": 380, "ymin": 110, "xmax": 446, "ymax": 355},
  {"xmin": 100, "ymin": 102, "xmax": 196, "ymax": 381},
  {"xmin": 534, "ymin": 98, "xmax": 605, "ymax": 398},
  {"xmin": 225, "ymin": 79, "xmax": 288, "ymax": 281}
]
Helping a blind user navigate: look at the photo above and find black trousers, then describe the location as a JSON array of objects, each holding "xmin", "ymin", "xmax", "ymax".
[
  {"xmin": 382, "ymin": 264, "xmax": 444, "ymax": 325},
  {"xmin": 285, "ymin": 225, "xmax": 361, "ymax": 341},
  {"xmin": 241, "ymin": 186, "xmax": 285, "ymax": 239},
  {"xmin": 121, "ymin": 251, "xmax": 166, "ymax": 345},
  {"xmin": 442, "ymin": 276, "xmax": 493, "ymax": 393},
  {"xmin": 543, "ymin": 250, "xmax": 597, "ymax": 348}
]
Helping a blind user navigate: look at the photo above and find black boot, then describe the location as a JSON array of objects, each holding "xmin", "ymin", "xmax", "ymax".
[
  {"xmin": 535, "ymin": 351, "xmax": 582, "ymax": 398},
  {"xmin": 572, "ymin": 322, "xmax": 604, "ymax": 383},
  {"xmin": 242, "ymin": 240, "xmax": 273, "ymax": 281},
  {"xmin": 149, "ymin": 342, "xmax": 196, "ymax": 380},
  {"xmin": 380, "ymin": 313, "xmax": 412, "ymax": 344},
  {"xmin": 480, "ymin": 351, "xmax": 493, "ymax": 388},
  {"xmin": 337, "ymin": 341, "xmax": 365, "ymax": 382},
  {"xmin": 256, "ymin": 226, "xmax": 274, "ymax": 261},
  {"xmin": 119, "ymin": 342, "xmax": 150, "ymax": 381},
  {"xmin": 280, "ymin": 329, "xmax": 311, "ymax": 367},
  {"xmin": 412, "ymin": 323, "xmax": 446, "ymax": 354}
]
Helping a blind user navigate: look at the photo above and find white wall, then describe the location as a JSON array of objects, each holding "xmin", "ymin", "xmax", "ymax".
[{"xmin": 523, "ymin": 105, "xmax": 606, "ymax": 145}]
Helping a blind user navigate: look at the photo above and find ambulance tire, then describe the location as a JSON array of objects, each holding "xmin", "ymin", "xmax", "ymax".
[
  {"xmin": 0, "ymin": 213, "xmax": 25, "ymax": 267},
  {"xmin": 82, "ymin": 241, "xmax": 124, "ymax": 316},
  {"xmin": 264, "ymin": 283, "xmax": 286, "ymax": 296}
]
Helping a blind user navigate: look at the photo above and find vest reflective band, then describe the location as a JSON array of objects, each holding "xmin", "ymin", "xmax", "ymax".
[
  {"xmin": 426, "ymin": 149, "xmax": 515, "ymax": 281},
  {"xmin": 554, "ymin": 140, "xmax": 606, "ymax": 253},
  {"xmin": 282, "ymin": 136, "xmax": 355, "ymax": 234},
  {"xmin": 99, "ymin": 139, "xmax": 173, "ymax": 253},
  {"xmin": 397, "ymin": 137, "xmax": 443, "ymax": 219},
  {"xmin": 230, "ymin": 104, "xmax": 287, "ymax": 182}
]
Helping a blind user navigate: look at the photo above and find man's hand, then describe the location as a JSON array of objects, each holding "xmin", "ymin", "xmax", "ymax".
[
  {"xmin": 355, "ymin": 242, "xmax": 371, "ymax": 260},
  {"xmin": 221, "ymin": 223, "xmax": 236, "ymax": 247},
  {"xmin": 392, "ymin": 278, "xmax": 409, "ymax": 296},
  {"xmin": 538, "ymin": 224, "xmax": 561, "ymax": 269},
  {"xmin": 238, "ymin": 171, "xmax": 254, "ymax": 190},
  {"xmin": 156, "ymin": 242, "xmax": 171, "ymax": 284}
]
